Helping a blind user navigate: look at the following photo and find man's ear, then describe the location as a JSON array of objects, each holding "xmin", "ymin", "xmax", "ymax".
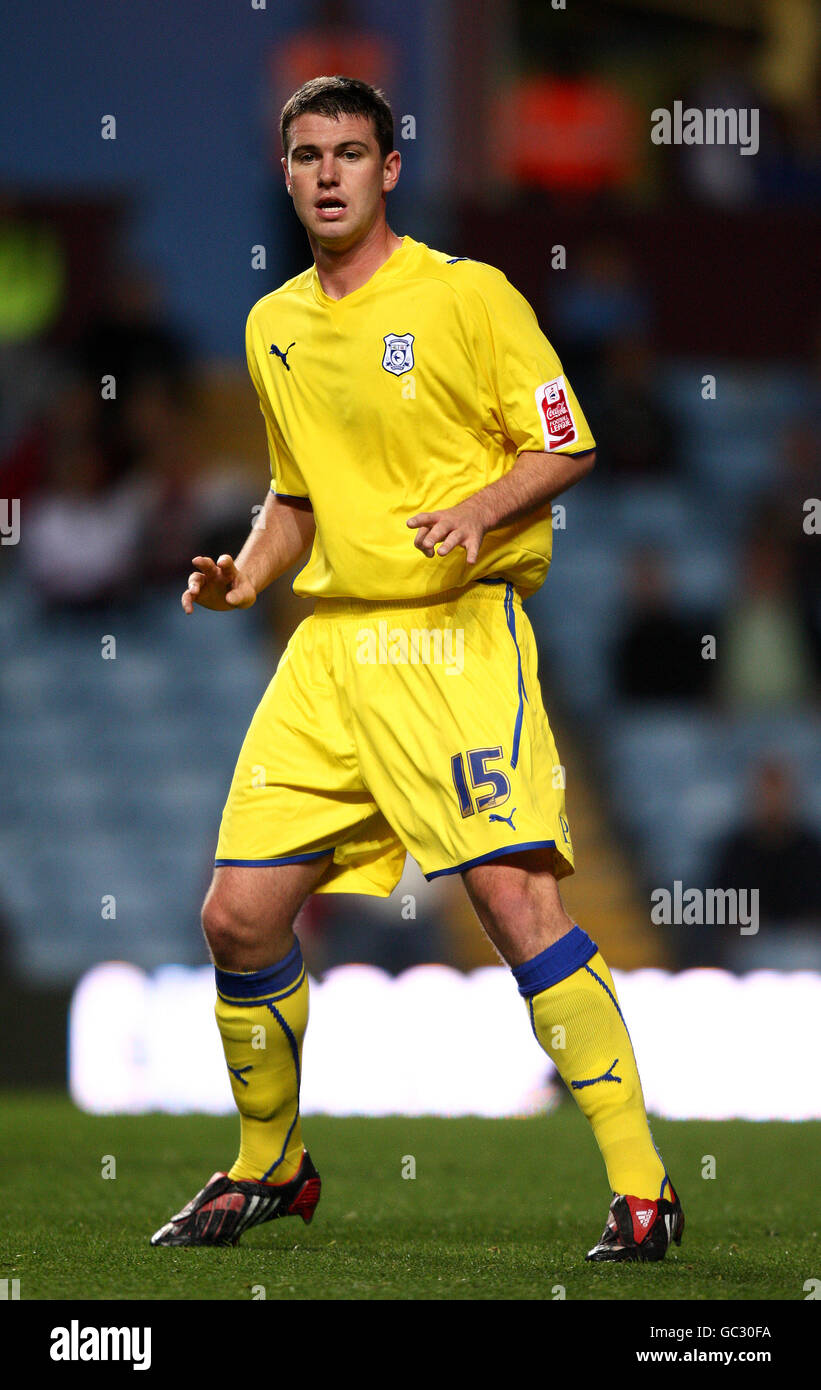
[
  {"xmin": 280, "ymin": 154, "xmax": 292, "ymax": 195},
  {"xmin": 383, "ymin": 149, "xmax": 401, "ymax": 192}
]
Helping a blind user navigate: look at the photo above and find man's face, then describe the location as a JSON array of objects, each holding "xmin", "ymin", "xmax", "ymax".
[{"xmin": 282, "ymin": 113, "xmax": 400, "ymax": 250}]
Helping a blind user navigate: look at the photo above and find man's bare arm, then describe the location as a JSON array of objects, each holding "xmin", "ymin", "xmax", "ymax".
[
  {"xmin": 182, "ymin": 492, "xmax": 315, "ymax": 614},
  {"xmin": 407, "ymin": 448, "xmax": 596, "ymax": 563}
]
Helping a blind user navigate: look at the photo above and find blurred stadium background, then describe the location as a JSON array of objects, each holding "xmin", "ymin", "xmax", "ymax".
[{"xmin": 1, "ymin": 0, "xmax": 819, "ymax": 1113}]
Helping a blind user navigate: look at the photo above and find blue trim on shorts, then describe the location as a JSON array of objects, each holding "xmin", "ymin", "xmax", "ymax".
[
  {"xmin": 271, "ymin": 489, "xmax": 313, "ymax": 505},
  {"xmin": 477, "ymin": 578, "xmax": 528, "ymax": 767},
  {"xmin": 424, "ymin": 839, "xmax": 557, "ymax": 880},
  {"xmin": 503, "ymin": 582, "xmax": 528, "ymax": 770},
  {"xmin": 214, "ymin": 848, "xmax": 333, "ymax": 868},
  {"xmin": 512, "ymin": 925, "xmax": 598, "ymax": 998}
]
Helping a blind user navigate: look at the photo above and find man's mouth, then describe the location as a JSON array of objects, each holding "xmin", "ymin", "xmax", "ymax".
[{"xmin": 315, "ymin": 197, "xmax": 347, "ymax": 217}]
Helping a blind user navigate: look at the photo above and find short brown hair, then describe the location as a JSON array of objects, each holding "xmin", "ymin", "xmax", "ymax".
[{"xmin": 280, "ymin": 75, "xmax": 394, "ymax": 161}]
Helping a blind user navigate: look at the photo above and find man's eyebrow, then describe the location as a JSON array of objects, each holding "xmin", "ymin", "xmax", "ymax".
[{"xmin": 290, "ymin": 139, "xmax": 371, "ymax": 156}]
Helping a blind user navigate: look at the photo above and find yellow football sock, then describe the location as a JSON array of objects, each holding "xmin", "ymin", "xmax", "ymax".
[
  {"xmin": 214, "ymin": 939, "xmax": 309, "ymax": 1185},
  {"xmin": 514, "ymin": 926, "xmax": 668, "ymax": 1200}
]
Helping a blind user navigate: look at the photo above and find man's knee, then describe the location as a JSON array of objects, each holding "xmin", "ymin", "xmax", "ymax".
[
  {"xmin": 467, "ymin": 851, "xmax": 559, "ymax": 924},
  {"xmin": 463, "ymin": 850, "xmax": 574, "ymax": 963},
  {"xmin": 201, "ymin": 883, "xmax": 265, "ymax": 965},
  {"xmin": 200, "ymin": 857, "xmax": 330, "ymax": 969},
  {"xmin": 467, "ymin": 868, "xmax": 518, "ymax": 925}
]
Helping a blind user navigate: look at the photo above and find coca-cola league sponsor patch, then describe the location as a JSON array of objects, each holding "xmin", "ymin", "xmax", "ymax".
[{"xmin": 535, "ymin": 376, "xmax": 577, "ymax": 449}]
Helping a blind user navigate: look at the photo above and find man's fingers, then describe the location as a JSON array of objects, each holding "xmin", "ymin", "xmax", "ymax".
[
  {"xmin": 411, "ymin": 517, "xmax": 480, "ymax": 561},
  {"xmin": 226, "ymin": 578, "xmax": 255, "ymax": 609},
  {"xmin": 420, "ymin": 520, "xmax": 451, "ymax": 549},
  {"xmin": 182, "ymin": 554, "xmax": 248, "ymax": 614},
  {"xmin": 443, "ymin": 532, "xmax": 480, "ymax": 562},
  {"xmin": 191, "ymin": 555, "xmax": 220, "ymax": 579},
  {"xmin": 435, "ymin": 534, "xmax": 467, "ymax": 559},
  {"xmin": 184, "ymin": 558, "xmax": 220, "ymax": 613},
  {"xmin": 416, "ymin": 525, "xmax": 479, "ymax": 562}
]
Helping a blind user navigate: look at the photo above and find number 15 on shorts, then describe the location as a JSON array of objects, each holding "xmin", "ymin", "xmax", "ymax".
[{"xmin": 451, "ymin": 746, "xmax": 511, "ymax": 818}]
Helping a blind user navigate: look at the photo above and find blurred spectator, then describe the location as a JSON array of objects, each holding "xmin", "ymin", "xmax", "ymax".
[
  {"xmin": 0, "ymin": 334, "xmax": 65, "ymax": 482},
  {"xmin": 0, "ymin": 204, "xmax": 69, "ymax": 498},
  {"xmin": 17, "ymin": 377, "xmax": 149, "ymax": 609},
  {"xmin": 703, "ymin": 757, "xmax": 821, "ymax": 969},
  {"xmin": 593, "ymin": 332, "xmax": 679, "ymax": 481},
  {"xmin": 2, "ymin": 395, "xmax": 53, "ymax": 509},
  {"xmin": 672, "ymin": 33, "xmax": 775, "ymax": 208},
  {"xmin": 547, "ymin": 238, "xmax": 652, "ymax": 404},
  {"xmin": 124, "ymin": 373, "xmax": 204, "ymax": 584},
  {"xmin": 73, "ymin": 264, "xmax": 190, "ymax": 485},
  {"xmin": 4, "ymin": 373, "xmax": 99, "ymax": 497},
  {"xmin": 8, "ymin": 257, "xmax": 214, "ymax": 605},
  {"xmin": 757, "ymin": 89, "xmax": 821, "ymax": 205},
  {"xmin": 750, "ymin": 419, "xmax": 821, "ymax": 671},
  {"xmin": 268, "ymin": 0, "xmax": 396, "ymax": 107},
  {"xmin": 716, "ymin": 527, "xmax": 819, "ymax": 710},
  {"xmin": 490, "ymin": 48, "xmax": 643, "ymax": 197},
  {"xmin": 612, "ymin": 547, "xmax": 714, "ymax": 702}
]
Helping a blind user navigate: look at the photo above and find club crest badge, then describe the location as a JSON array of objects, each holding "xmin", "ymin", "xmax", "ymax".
[{"xmin": 382, "ymin": 333, "xmax": 415, "ymax": 376}]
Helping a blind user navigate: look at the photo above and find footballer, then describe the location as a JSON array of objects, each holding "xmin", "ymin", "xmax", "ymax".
[{"xmin": 151, "ymin": 75, "xmax": 684, "ymax": 1263}]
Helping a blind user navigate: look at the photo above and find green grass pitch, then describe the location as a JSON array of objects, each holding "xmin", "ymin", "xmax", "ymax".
[{"xmin": 1, "ymin": 1092, "xmax": 817, "ymax": 1301}]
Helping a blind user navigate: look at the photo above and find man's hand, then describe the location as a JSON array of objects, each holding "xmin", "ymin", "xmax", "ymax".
[
  {"xmin": 406, "ymin": 495, "xmax": 489, "ymax": 566},
  {"xmin": 407, "ymin": 450, "xmax": 596, "ymax": 567},
  {"xmin": 181, "ymin": 555, "xmax": 257, "ymax": 615}
]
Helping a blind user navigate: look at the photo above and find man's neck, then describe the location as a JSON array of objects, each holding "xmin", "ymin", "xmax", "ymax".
[{"xmin": 311, "ymin": 221, "xmax": 404, "ymax": 302}]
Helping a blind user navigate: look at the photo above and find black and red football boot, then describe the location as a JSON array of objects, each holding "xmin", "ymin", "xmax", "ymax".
[
  {"xmin": 585, "ymin": 1181, "xmax": 684, "ymax": 1262},
  {"xmin": 150, "ymin": 1150, "xmax": 321, "ymax": 1248}
]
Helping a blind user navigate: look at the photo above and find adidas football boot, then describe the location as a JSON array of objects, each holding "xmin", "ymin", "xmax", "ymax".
[
  {"xmin": 585, "ymin": 1182, "xmax": 684, "ymax": 1262},
  {"xmin": 150, "ymin": 1149, "xmax": 321, "ymax": 1247}
]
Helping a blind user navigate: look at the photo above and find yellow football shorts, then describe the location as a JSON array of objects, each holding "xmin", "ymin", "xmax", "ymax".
[{"xmin": 215, "ymin": 580, "xmax": 574, "ymax": 893}]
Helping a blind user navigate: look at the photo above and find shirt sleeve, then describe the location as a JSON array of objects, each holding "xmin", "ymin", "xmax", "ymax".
[
  {"xmin": 245, "ymin": 307, "xmax": 311, "ymax": 501},
  {"xmin": 464, "ymin": 263, "xmax": 596, "ymax": 457}
]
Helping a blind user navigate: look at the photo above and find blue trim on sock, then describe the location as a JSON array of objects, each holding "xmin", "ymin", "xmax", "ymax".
[
  {"xmin": 512, "ymin": 925, "xmax": 598, "ymax": 998},
  {"xmin": 582, "ymin": 960, "xmax": 639, "ymax": 1053},
  {"xmin": 216, "ymin": 969, "xmax": 306, "ymax": 1008},
  {"xmin": 583, "ymin": 960, "xmax": 626, "ymax": 1030},
  {"xmin": 260, "ymin": 999, "xmax": 302, "ymax": 1183},
  {"xmin": 215, "ymin": 941, "xmax": 303, "ymax": 1001}
]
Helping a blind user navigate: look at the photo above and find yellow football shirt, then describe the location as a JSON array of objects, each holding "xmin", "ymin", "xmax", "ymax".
[{"xmin": 245, "ymin": 235, "xmax": 595, "ymax": 600}]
